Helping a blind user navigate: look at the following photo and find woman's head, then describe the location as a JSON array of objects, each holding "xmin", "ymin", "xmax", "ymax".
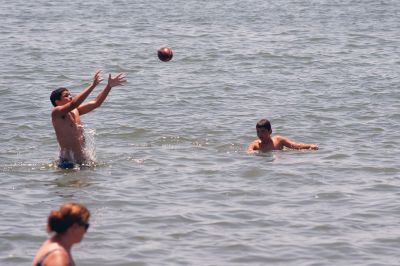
[{"xmin": 47, "ymin": 203, "xmax": 90, "ymax": 234}]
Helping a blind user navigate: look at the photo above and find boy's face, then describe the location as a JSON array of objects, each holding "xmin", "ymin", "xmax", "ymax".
[
  {"xmin": 56, "ymin": 90, "xmax": 72, "ymax": 106},
  {"xmin": 256, "ymin": 127, "xmax": 271, "ymax": 141}
]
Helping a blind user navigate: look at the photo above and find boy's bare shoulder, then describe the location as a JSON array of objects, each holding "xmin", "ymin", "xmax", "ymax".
[
  {"xmin": 272, "ymin": 135, "xmax": 290, "ymax": 149},
  {"xmin": 272, "ymin": 135, "xmax": 287, "ymax": 142},
  {"xmin": 51, "ymin": 106, "xmax": 63, "ymax": 118}
]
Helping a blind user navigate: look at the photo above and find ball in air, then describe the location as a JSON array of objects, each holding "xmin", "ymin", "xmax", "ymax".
[{"xmin": 157, "ymin": 47, "xmax": 173, "ymax": 62}]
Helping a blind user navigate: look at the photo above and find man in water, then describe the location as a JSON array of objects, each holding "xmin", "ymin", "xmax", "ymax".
[
  {"xmin": 247, "ymin": 118, "xmax": 319, "ymax": 153},
  {"xmin": 50, "ymin": 70, "xmax": 126, "ymax": 168}
]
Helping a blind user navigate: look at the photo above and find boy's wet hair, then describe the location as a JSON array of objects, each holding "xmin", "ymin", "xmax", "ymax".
[
  {"xmin": 50, "ymin": 87, "xmax": 68, "ymax": 107},
  {"xmin": 256, "ymin": 119, "xmax": 271, "ymax": 131}
]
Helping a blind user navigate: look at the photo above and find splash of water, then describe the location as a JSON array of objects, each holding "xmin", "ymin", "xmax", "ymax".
[{"xmin": 83, "ymin": 127, "xmax": 97, "ymax": 165}]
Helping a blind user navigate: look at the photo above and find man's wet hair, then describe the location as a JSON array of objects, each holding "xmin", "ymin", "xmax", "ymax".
[
  {"xmin": 256, "ymin": 119, "xmax": 271, "ymax": 131},
  {"xmin": 50, "ymin": 87, "xmax": 68, "ymax": 107}
]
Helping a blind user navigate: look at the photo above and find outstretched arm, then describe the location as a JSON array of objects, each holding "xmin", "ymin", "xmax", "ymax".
[
  {"xmin": 52, "ymin": 70, "xmax": 102, "ymax": 117},
  {"xmin": 78, "ymin": 73, "xmax": 127, "ymax": 115},
  {"xmin": 281, "ymin": 136, "xmax": 318, "ymax": 150}
]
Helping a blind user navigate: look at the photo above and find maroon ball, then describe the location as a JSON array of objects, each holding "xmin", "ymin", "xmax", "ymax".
[{"xmin": 157, "ymin": 47, "xmax": 173, "ymax": 62}]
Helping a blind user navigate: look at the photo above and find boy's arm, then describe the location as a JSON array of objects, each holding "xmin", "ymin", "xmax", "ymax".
[
  {"xmin": 52, "ymin": 70, "xmax": 102, "ymax": 117},
  {"xmin": 280, "ymin": 136, "xmax": 319, "ymax": 150},
  {"xmin": 247, "ymin": 140, "xmax": 259, "ymax": 154},
  {"xmin": 78, "ymin": 73, "xmax": 126, "ymax": 115}
]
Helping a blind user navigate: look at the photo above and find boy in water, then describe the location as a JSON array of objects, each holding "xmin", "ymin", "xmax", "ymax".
[
  {"xmin": 247, "ymin": 119, "xmax": 318, "ymax": 153},
  {"xmin": 50, "ymin": 70, "xmax": 126, "ymax": 168}
]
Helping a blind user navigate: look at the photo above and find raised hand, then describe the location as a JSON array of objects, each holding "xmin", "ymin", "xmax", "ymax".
[
  {"xmin": 92, "ymin": 70, "xmax": 104, "ymax": 87},
  {"xmin": 108, "ymin": 73, "xmax": 127, "ymax": 88},
  {"xmin": 309, "ymin": 144, "xmax": 319, "ymax": 150}
]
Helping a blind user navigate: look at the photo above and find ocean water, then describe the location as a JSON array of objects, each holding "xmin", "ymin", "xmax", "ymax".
[{"xmin": 1, "ymin": 0, "xmax": 400, "ymax": 265}]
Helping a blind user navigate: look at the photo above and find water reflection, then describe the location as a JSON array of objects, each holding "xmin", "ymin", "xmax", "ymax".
[{"xmin": 50, "ymin": 176, "xmax": 92, "ymax": 188}]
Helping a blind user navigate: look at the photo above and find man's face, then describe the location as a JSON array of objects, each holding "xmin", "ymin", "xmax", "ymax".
[
  {"xmin": 256, "ymin": 127, "xmax": 271, "ymax": 141},
  {"xmin": 56, "ymin": 90, "xmax": 72, "ymax": 106}
]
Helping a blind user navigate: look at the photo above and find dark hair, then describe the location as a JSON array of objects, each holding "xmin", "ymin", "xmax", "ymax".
[
  {"xmin": 47, "ymin": 203, "xmax": 90, "ymax": 234},
  {"xmin": 50, "ymin": 87, "xmax": 68, "ymax": 107},
  {"xmin": 256, "ymin": 119, "xmax": 271, "ymax": 131}
]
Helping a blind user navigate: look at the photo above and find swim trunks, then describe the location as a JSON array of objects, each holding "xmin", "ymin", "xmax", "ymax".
[{"xmin": 58, "ymin": 158, "xmax": 75, "ymax": 169}]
